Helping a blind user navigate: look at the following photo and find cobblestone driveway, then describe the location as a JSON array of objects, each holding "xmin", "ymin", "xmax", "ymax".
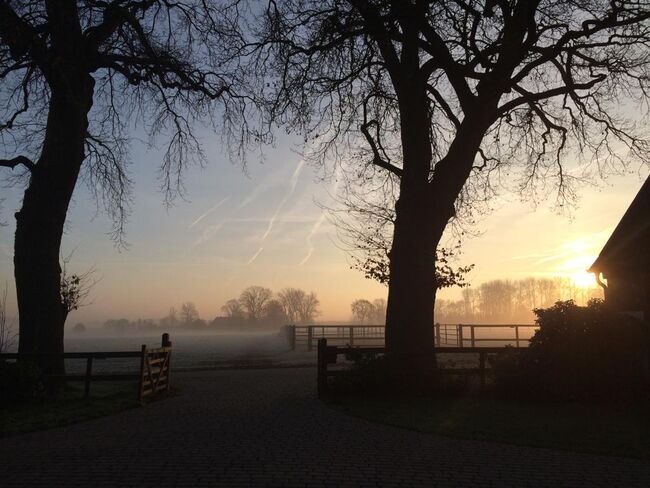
[{"xmin": 1, "ymin": 367, "xmax": 649, "ymax": 487}]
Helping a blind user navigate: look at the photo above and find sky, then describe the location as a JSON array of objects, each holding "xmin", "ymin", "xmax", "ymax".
[{"xmin": 0, "ymin": 128, "xmax": 648, "ymax": 324}]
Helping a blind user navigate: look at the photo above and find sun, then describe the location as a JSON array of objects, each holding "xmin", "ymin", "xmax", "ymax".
[
  {"xmin": 559, "ymin": 255, "xmax": 599, "ymax": 288},
  {"xmin": 570, "ymin": 270, "xmax": 597, "ymax": 288}
]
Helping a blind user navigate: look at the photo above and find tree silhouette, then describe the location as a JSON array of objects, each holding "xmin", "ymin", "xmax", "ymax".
[
  {"xmin": 221, "ymin": 299, "xmax": 245, "ymax": 320},
  {"xmin": 351, "ymin": 299, "xmax": 376, "ymax": 324},
  {"xmin": 180, "ymin": 302, "xmax": 199, "ymax": 326},
  {"xmin": 0, "ymin": 284, "xmax": 17, "ymax": 353},
  {"xmin": 262, "ymin": 299, "xmax": 288, "ymax": 327},
  {"xmin": 239, "ymin": 286, "xmax": 273, "ymax": 321},
  {"xmin": 0, "ymin": 1, "xmax": 251, "ymax": 375},
  {"xmin": 278, "ymin": 288, "xmax": 321, "ymax": 325},
  {"xmin": 244, "ymin": 0, "xmax": 650, "ymax": 367}
]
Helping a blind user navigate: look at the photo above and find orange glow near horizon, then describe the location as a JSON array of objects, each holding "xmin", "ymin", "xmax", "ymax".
[
  {"xmin": 570, "ymin": 270, "xmax": 598, "ymax": 288},
  {"xmin": 558, "ymin": 253, "xmax": 598, "ymax": 288}
]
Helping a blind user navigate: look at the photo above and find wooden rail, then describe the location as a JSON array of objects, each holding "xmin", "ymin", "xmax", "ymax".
[
  {"xmin": 316, "ymin": 339, "xmax": 523, "ymax": 397},
  {"xmin": 288, "ymin": 324, "xmax": 537, "ymax": 351},
  {"xmin": 0, "ymin": 333, "xmax": 172, "ymax": 403}
]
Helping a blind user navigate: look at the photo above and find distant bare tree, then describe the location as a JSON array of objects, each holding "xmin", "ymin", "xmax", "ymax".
[
  {"xmin": 72, "ymin": 323, "xmax": 86, "ymax": 334},
  {"xmin": 160, "ymin": 307, "xmax": 179, "ymax": 329},
  {"xmin": 0, "ymin": 284, "xmax": 17, "ymax": 353},
  {"xmin": 371, "ymin": 298, "xmax": 387, "ymax": 324},
  {"xmin": 278, "ymin": 288, "xmax": 321, "ymax": 325},
  {"xmin": 239, "ymin": 286, "xmax": 273, "ymax": 321},
  {"xmin": 351, "ymin": 299, "xmax": 376, "ymax": 325},
  {"xmin": 180, "ymin": 302, "xmax": 199, "ymax": 325},
  {"xmin": 221, "ymin": 299, "xmax": 245, "ymax": 320},
  {"xmin": 262, "ymin": 299, "xmax": 288, "ymax": 327},
  {"xmin": 299, "ymin": 292, "xmax": 321, "ymax": 325}
]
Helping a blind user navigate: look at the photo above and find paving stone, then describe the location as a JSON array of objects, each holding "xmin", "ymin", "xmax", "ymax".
[{"xmin": 1, "ymin": 368, "xmax": 649, "ymax": 487}]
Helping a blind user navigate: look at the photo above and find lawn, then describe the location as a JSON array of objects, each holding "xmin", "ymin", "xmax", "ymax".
[
  {"xmin": 0, "ymin": 382, "xmax": 141, "ymax": 437},
  {"xmin": 330, "ymin": 393, "xmax": 650, "ymax": 459}
]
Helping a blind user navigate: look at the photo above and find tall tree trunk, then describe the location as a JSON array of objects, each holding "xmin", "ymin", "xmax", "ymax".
[
  {"xmin": 384, "ymin": 84, "xmax": 447, "ymax": 376},
  {"xmin": 15, "ymin": 71, "xmax": 94, "ymax": 378},
  {"xmin": 385, "ymin": 96, "xmax": 494, "ymax": 376}
]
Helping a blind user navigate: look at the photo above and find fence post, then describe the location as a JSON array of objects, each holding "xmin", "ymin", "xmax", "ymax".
[
  {"xmin": 479, "ymin": 351, "xmax": 486, "ymax": 390},
  {"xmin": 84, "ymin": 357, "xmax": 93, "ymax": 401},
  {"xmin": 162, "ymin": 333, "xmax": 172, "ymax": 392},
  {"xmin": 515, "ymin": 326, "xmax": 520, "ymax": 348},
  {"xmin": 435, "ymin": 323, "xmax": 441, "ymax": 347},
  {"xmin": 307, "ymin": 327, "xmax": 313, "ymax": 352},
  {"xmin": 289, "ymin": 325, "xmax": 296, "ymax": 350},
  {"xmin": 317, "ymin": 338, "xmax": 328, "ymax": 397},
  {"xmin": 470, "ymin": 325, "xmax": 476, "ymax": 348},
  {"xmin": 457, "ymin": 325, "xmax": 464, "ymax": 347},
  {"xmin": 138, "ymin": 344, "xmax": 147, "ymax": 404},
  {"xmin": 349, "ymin": 327, "xmax": 354, "ymax": 346}
]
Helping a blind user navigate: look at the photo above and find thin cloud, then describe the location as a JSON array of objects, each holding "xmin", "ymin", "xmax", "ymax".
[
  {"xmin": 247, "ymin": 246, "xmax": 263, "ymax": 264},
  {"xmin": 261, "ymin": 160, "xmax": 305, "ymax": 242},
  {"xmin": 247, "ymin": 160, "xmax": 305, "ymax": 264},
  {"xmin": 299, "ymin": 212, "xmax": 326, "ymax": 265},
  {"xmin": 189, "ymin": 196, "xmax": 230, "ymax": 229}
]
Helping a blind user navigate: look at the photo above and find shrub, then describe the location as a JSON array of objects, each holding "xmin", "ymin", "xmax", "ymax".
[
  {"xmin": 328, "ymin": 349, "xmax": 451, "ymax": 395},
  {"xmin": 493, "ymin": 299, "xmax": 648, "ymax": 401},
  {"xmin": 0, "ymin": 360, "xmax": 43, "ymax": 405}
]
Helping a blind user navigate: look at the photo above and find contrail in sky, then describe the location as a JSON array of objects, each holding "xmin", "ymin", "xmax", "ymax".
[
  {"xmin": 247, "ymin": 247, "xmax": 264, "ymax": 264},
  {"xmin": 299, "ymin": 213, "xmax": 326, "ymax": 265},
  {"xmin": 260, "ymin": 160, "xmax": 304, "ymax": 242},
  {"xmin": 189, "ymin": 196, "xmax": 230, "ymax": 229},
  {"xmin": 247, "ymin": 160, "xmax": 305, "ymax": 264}
]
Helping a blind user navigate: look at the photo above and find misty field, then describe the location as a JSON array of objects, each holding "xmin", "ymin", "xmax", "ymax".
[{"xmin": 62, "ymin": 331, "xmax": 291, "ymax": 374}]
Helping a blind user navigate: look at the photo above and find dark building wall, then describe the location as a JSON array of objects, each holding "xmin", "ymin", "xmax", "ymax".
[{"xmin": 604, "ymin": 269, "xmax": 646, "ymax": 316}]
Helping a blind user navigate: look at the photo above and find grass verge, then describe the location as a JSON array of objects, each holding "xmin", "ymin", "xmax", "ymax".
[
  {"xmin": 0, "ymin": 382, "xmax": 141, "ymax": 437},
  {"xmin": 329, "ymin": 393, "xmax": 650, "ymax": 459}
]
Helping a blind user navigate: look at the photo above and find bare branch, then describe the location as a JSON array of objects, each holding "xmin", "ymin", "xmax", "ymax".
[{"xmin": 0, "ymin": 155, "xmax": 34, "ymax": 171}]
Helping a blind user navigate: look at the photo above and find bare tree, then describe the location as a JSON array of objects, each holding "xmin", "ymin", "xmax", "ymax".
[
  {"xmin": 180, "ymin": 302, "xmax": 199, "ymax": 325},
  {"xmin": 0, "ymin": 1, "xmax": 253, "ymax": 375},
  {"xmin": 243, "ymin": 1, "xmax": 650, "ymax": 368},
  {"xmin": 221, "ymin": 298, "xmax": 245, "ymax": 320},
  {"xmin": 262, "ymin": 299, "xmax": 288, "ymax": 327},
  {"xmin": 371, "ymin": 298, "xmax": 387, "ymax": 324},
  {"xmin": 298, "ymin": 292, "xmax": 321, "ymax": 325},
  {"xmin": 160, "ymin": 307, "xmax": 179, "ymax": 329},
  {"xmin": 278, "ymin": 288, "xmax": 304, "ymax": 324},
  {"xmin": 239, "ymin": 286, "xmax": 273, "ymax": 321},
  {"xmin": 0, "ymin": 285, "xmax": 17, "ymax": 353},
  {"xmin": 278, "ymin": 288, "xmax": 321, "ymax": 324},
  {"xmin": 351, "ymin": 299, "xmax": 376, "ymax": 324}
]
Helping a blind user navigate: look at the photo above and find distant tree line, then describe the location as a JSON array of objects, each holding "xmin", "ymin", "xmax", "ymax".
[
  {"xmin": 218, "ymin": 286, "xmax": 321, "ymax": 328},
  {"xmin": 435, "ymin": 277, "xmax": 603, "ymax": 325},
  {"xmin": 101, "ymin": 286, "xmax": 321, "ymax": 334},
  {"xmin": 350, "ymin": 299, "xmax": 386, "ymax": 325}
]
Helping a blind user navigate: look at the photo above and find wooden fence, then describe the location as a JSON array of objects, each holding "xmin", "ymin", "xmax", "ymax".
[
  {"xmin": 287, "ymin": 324, "xmax": 537, "ymax": 351},
  {"xmin": 316, "ymin": 338, "xmax": 518, "ymax": 397},
  {"xmin": 0, "ymin": 333, "xmax": 172, "ymax": 403}
]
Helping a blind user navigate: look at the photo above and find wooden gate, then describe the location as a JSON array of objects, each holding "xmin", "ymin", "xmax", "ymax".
[{"xmin": 138, "ymin": 333, "xmax": 172, "ymax": 403}]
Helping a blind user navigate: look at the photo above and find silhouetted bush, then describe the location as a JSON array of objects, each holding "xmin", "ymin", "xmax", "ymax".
[
  {"xmin": 493, "ymin": 300, "xmax": 648, "ymax": 401},
  {"xmin": 0, "ymin": 360, "xmax": 43, "ymax": 405},
  {"xmin": 328, "ymin": 349, "xmax": 458, "ymax": 395}
]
